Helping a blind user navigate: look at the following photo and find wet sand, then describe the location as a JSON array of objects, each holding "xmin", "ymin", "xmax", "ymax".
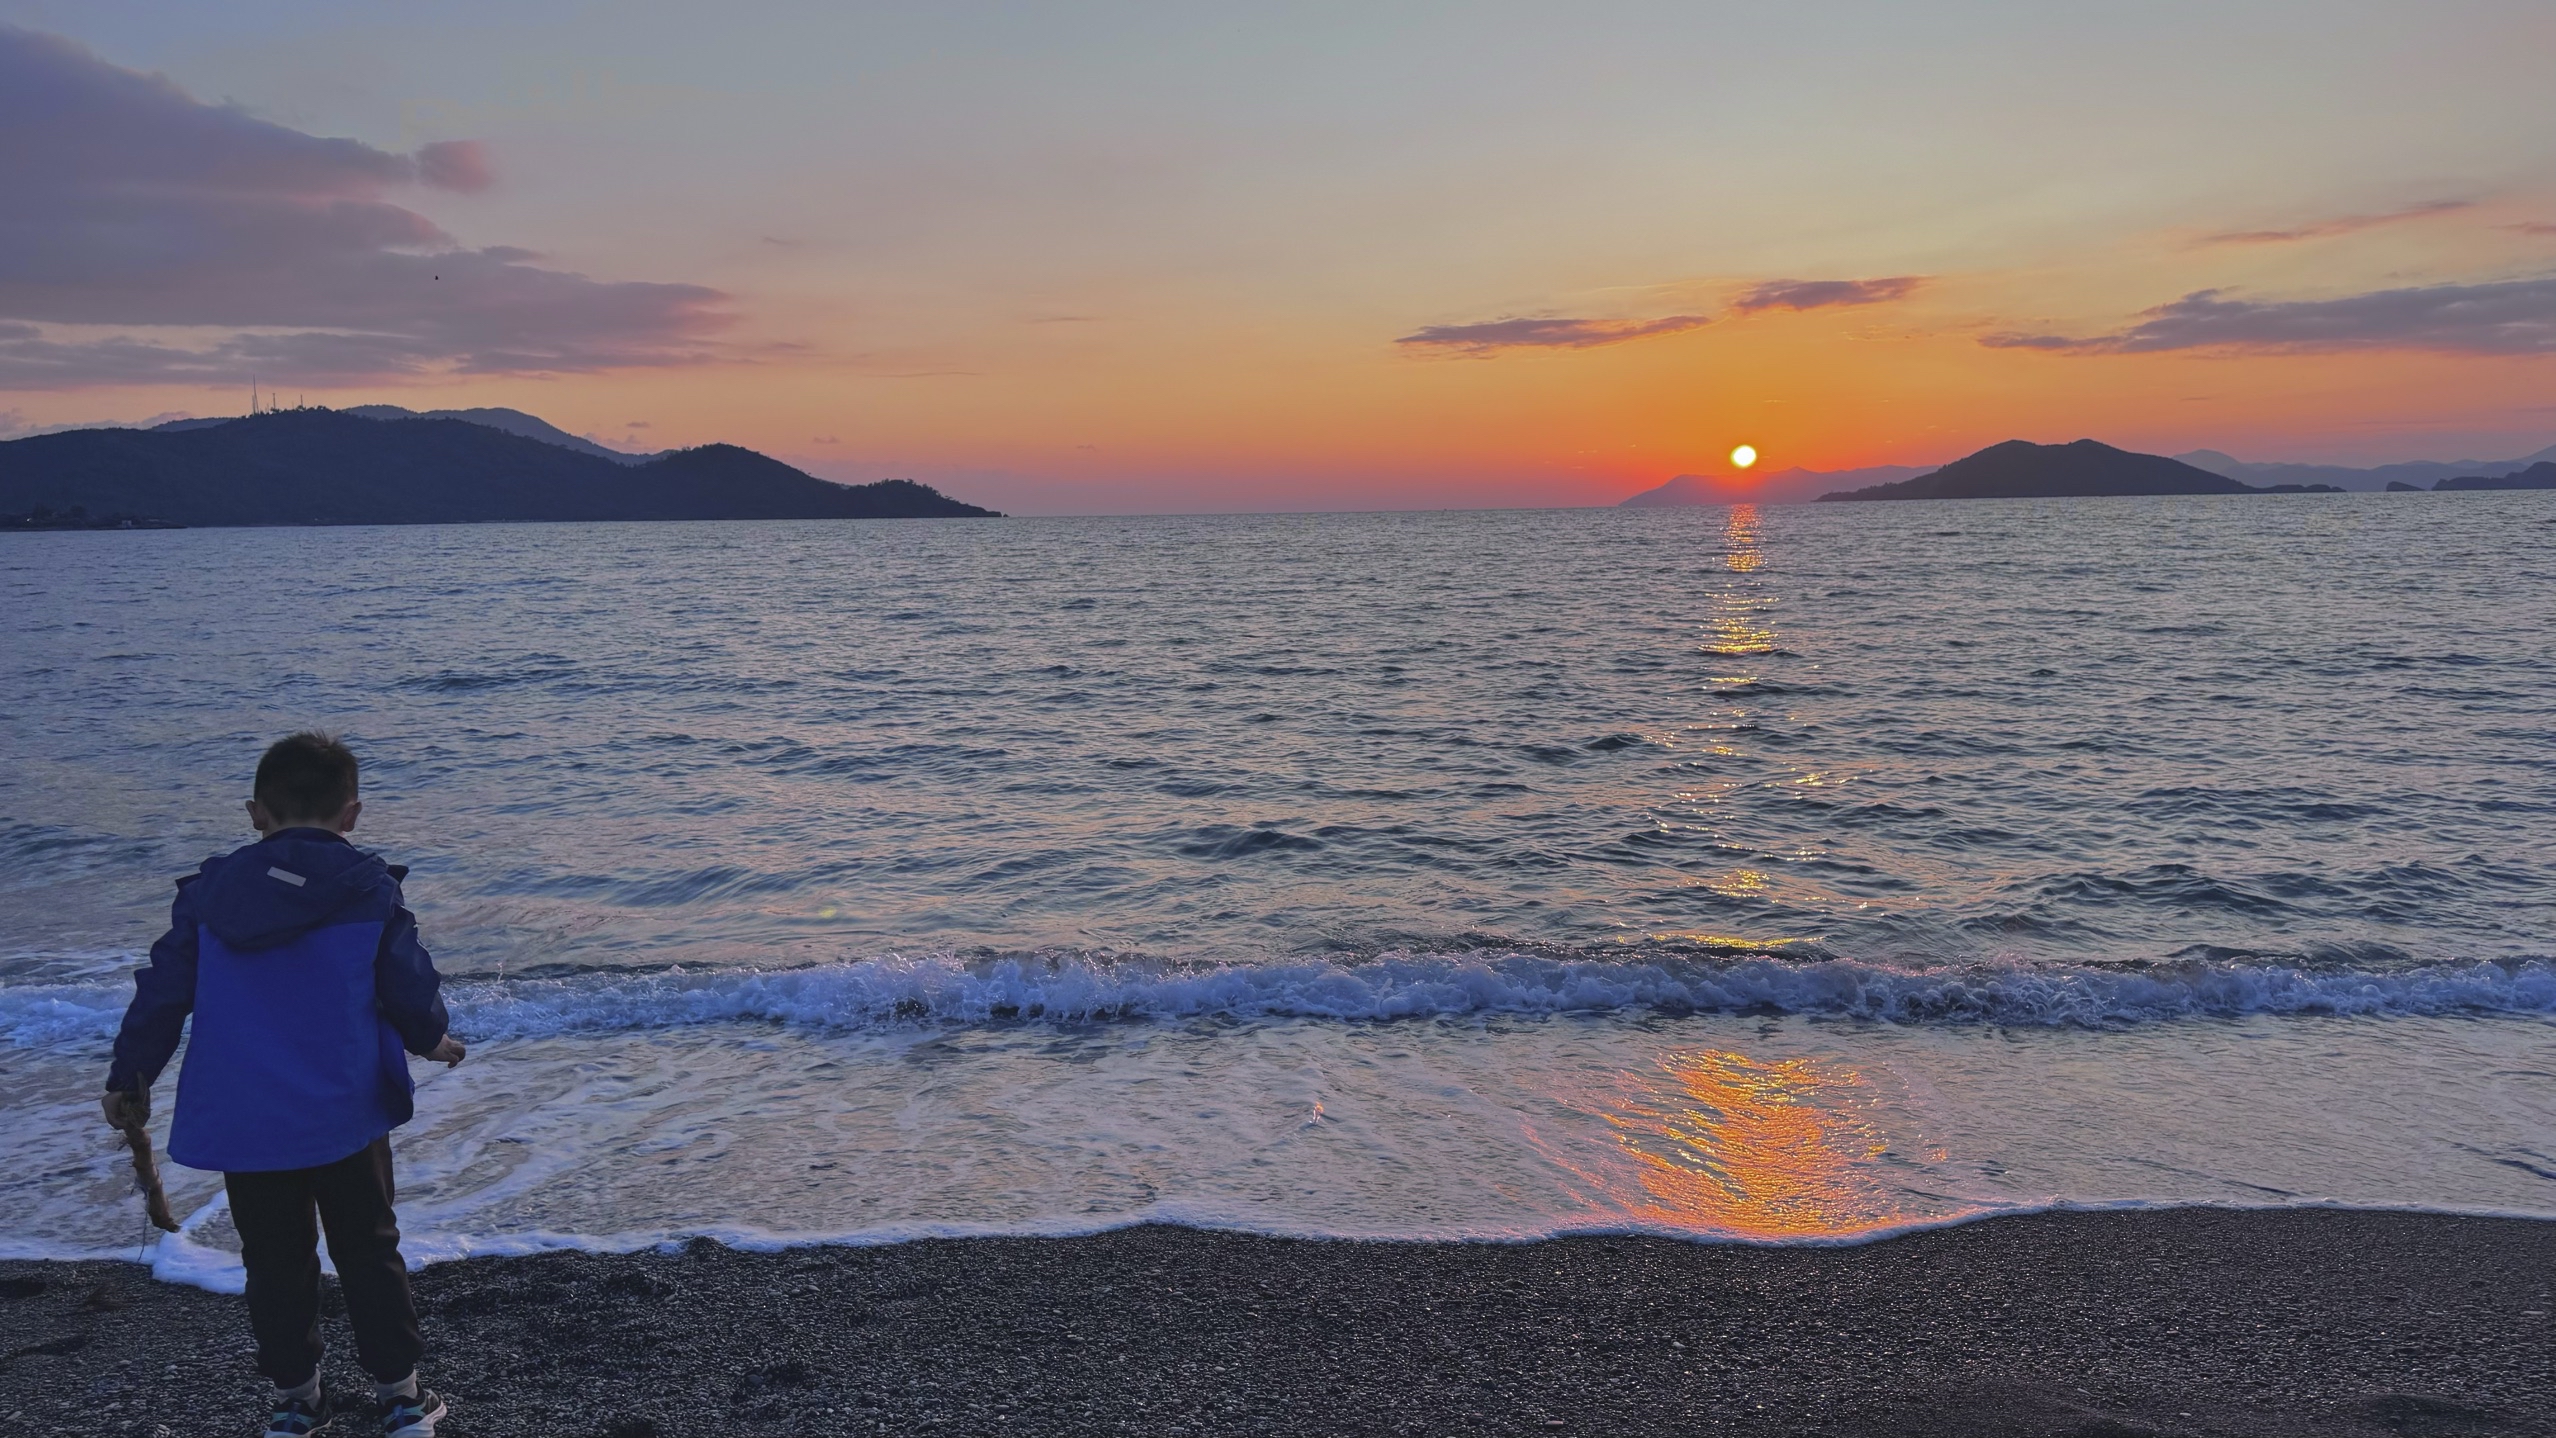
[{"xmin": 3, "ymin": 1208, "xmax": 2551, "ymax": 1437}]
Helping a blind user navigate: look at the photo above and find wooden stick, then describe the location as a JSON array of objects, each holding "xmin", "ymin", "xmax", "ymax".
[{"xmin": 117, "ymin": 1120, "xmax": 181, "ymax": 1233}]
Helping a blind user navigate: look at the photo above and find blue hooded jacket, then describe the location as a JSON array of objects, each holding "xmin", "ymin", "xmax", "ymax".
[{"xmin": 107, "ymin": 829, "xmax": 449, "ymax": 1174}]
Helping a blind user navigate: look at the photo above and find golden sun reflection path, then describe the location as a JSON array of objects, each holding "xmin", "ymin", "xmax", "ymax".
[
  {"xmin": 1531, "ymin": 1048, "xmax": 1955, "ymax": 1241},
  {"xmin": 1643, "ymin": 499, "xmax": 1844, "ymax": 951},
  {"xmin": 1701, "ymin": 503, "xmax": 1780, "ymax": 660}
]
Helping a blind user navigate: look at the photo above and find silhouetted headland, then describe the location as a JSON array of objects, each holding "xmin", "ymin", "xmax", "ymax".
[
  {"xmin": 0, "ymin": 409, "xmax": 1000, "ymax": 528},
  {"xmin": 1819, "ymin": 439, "xmax": 2344, "ymax": 502}
]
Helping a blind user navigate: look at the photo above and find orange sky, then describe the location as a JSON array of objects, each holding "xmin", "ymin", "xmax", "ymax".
[{"xmin": 6, "ymin": 4, "xmax": 2555, "ymax": 512}]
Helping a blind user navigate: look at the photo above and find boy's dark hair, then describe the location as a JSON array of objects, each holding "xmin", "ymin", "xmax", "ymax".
[{"xmin": 254, "ymin": 732, "xmax": 359, "ymax": 822}]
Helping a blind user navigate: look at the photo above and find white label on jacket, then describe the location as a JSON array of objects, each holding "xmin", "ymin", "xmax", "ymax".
[{"xmin": 267, "ymin": 867, "xmax": 307, "ymax": 886}]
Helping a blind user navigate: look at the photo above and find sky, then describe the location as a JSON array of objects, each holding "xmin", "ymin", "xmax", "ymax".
[{"xmin": 2, "ymin": 0, "xmax": 2553, "ymax": 514}]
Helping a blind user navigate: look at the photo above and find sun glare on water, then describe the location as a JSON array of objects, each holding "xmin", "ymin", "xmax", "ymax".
[{"xmin": 1730, "ymin": 445, "xmax": 1758, "ymax": 470}]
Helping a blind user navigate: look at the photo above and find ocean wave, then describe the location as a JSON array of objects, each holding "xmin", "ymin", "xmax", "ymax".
[{"xmin": 8, "ymin": 951, "xmax": 2553, "ymax": 1046}]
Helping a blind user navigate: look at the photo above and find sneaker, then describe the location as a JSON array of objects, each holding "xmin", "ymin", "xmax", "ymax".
[
  {"xmin": 381, "ymin": 1389, "xmax": 446, "ymax": 1438},
  {"xmin": 263, "ymin": 1387, "xmax": 334, "ymax": 1437}
]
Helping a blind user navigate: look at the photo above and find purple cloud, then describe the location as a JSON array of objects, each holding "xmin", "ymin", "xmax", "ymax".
[
  {"xmin": 1394, "ymin": 314, "xmax": 1710, "ymax": 354},
  {"xmin": 0, "ymin": 26, "xmax": 726, "ymax": 388},
  {"xmin": 1983, "ymin": 276, "xmax": 2556, "ymax": 356},
  {"xmin": 1730, "ymin": 277, "xmax": 1924, "ymax": 312},
  {"xmin": 2200, "ymin": 199, "xmax": 2470, "ymax": 246},
  {"xmin": 414, "ymin": 140, "xmax": 495, "ymax": 194}
]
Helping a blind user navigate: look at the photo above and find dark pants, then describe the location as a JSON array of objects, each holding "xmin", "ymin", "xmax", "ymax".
[{"xmin": 225, "ymin": 1135, "xmax": 423, "ymax": 1387}]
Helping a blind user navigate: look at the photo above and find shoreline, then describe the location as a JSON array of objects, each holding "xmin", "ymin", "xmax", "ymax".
[
  {"xmin": 6, "ymin": 1208, "xmax": 2552, "ymax": 1437},
  {"xmin": 22, "ymin": 1192, "xmax": 2556, "ymax": 1293}
]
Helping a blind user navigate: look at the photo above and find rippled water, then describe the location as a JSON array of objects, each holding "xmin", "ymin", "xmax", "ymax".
[{"xmin": 4, "ymin": 495, "xmax": 2552, "ymax": 1282}]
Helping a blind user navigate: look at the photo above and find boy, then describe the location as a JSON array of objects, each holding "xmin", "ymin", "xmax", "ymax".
[{"xmin": 104, "ymin": 733, "xmax": 464, "ymax": 1438}]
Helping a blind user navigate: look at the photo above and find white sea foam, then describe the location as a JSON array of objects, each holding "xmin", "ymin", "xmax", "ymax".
[
  {"xmin": 8, "ymin": 951, "xmax": 2555, "ymax": 1049},
  {"xmin": 0, "ymin": 980, "xmax": 143, "ymax": 1044},
  {"xmin": 25, "ymin": 1194, "xmax": 2556, "ymax": 1297},
  {"xmin": 12, "ymin": 1000, "xmax": 2555, "ymax": 1293}
]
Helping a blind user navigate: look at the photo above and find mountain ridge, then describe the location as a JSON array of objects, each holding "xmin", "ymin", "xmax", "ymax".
[
  {"xmin": 2432, "ymin": 460, "xmax": 2556, "ymax": 492},
  {"xmin": 2176, "ymin": 443, "xmax": 2556, "ymax": 492},
  {"xmin": 155, "ymin": 404, "xmax": 662, "ymax": 465},
  {"xmin": 1, "ymin": 409, "xmax": 1000, "ymax": 526}
]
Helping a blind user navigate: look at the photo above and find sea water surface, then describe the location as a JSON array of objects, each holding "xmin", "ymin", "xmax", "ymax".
[{"xmin": 3, "ymin": 495, "xmax": 2552, "ymax": 1286}]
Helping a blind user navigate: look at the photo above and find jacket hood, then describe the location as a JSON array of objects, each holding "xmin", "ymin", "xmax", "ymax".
[{"xmin": 191, "ymin": 831, "xmax": 394, "ymax": 952}]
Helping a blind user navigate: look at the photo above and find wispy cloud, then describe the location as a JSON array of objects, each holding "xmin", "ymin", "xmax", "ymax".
[
  {"xmin": 0, "ymin": 25, "xmax": 727, "ymax": 388},
  {"xmin": 1982, "ymin": 276, "xmax": 2556, "ymax": 356},
  {"xmin": 2198, "ymin": 199, "xmax": 2471, "ymax": 246},
  {"xmin": 1730, "ymin": 277, "xmax": 1924, "ymax": 312},
  {"xmin": 1394, "ymin": 314, "xmax": 1709, "ymax": 354},
  {"xmin": 1976, "ymin": 331, "xmax": 2089, "ymax": 353},
  {"xmin": 2510, "ymin": 221, "xmax": 2556, "ymax": 237}
]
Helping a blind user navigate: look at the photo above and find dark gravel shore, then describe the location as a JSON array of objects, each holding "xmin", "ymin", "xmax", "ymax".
[{"xmin": 4, "ymin": 1209, "xmax": 2551, "ymax": 1438}]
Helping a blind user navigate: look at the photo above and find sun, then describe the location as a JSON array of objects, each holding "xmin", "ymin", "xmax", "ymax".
[{"xmin": 1730, "ymin": 444, "xmax": 1758, "ymax": 470}]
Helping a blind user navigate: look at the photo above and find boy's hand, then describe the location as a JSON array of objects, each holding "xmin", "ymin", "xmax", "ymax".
[
  {"xmin": 426, "ymin": 1036, "xmax": 467, "ymax": 1067},
  {"xmin": 101, "ymin": 1089, "xmax": 148, "ymax": 1130}
]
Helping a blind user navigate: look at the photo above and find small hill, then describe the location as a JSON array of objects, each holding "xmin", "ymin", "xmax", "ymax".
[
  {"xmin": 0, "ymin": 409, "xmax": 999, "ymax": 527},
  {"xmin": 1818, "ymin": 440, "xmax": 2336, "ymax": 502}
]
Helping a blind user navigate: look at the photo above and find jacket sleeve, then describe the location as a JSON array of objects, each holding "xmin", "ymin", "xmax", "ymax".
[
  {"xmin": 107, "ymin": 876, "xmax": 203, "ymax": 1093},
  {"xmin": 373, "ymin": 895, "xmax": 451, "ymax": 1056}
]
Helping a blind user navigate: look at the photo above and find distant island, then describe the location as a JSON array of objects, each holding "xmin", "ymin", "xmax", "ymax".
[
  {"xmin": 2176, "ymin": 444, "xmax": 2556, "ymax": 492},
  {"xmin": 1620, "ymin": 438, "xmax": 2556, "ymax": 507},
  {"xmin": 1, "ymin": 506, "xmax": 187, "ymax": 531},
  {"xmin": 1817, "ymin": 440, "xmax": 2342, "ymax": 502},
  {"xmin": 2432, "ymin": 461, "xmax": 2556, "ymax": 492},
  {"xmin": 0, "ymin": 408, "xmax": 1000, "ymax": 528}
]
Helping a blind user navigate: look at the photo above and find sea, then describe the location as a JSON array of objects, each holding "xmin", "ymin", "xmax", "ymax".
[{"xmin": 4, "ymin": 494, "xmax": 2552, "ymax": 1290}]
